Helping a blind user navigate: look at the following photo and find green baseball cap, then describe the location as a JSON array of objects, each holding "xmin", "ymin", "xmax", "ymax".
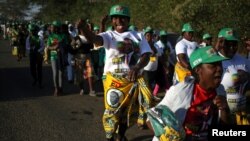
[
  {"xmin": 106, "ymin": 26, "xmax": 113, "ymax": 31},
  {"xmin": 190, "ymin": 46, "xmax": 228, "ymax": 69},
  {"xmin": 144, "ymin": 26, "xmax": 153, "ymax": 34},
  {"xmin": 28, "ymin": 24, "xmax": 37, "ymax": 32},
  {"xmin": 94, "ymin": 25, "xmax": 99, "ymax": 31},
  {"xmin": 182, "ymin": 23, "xmax": 194, "ymax": 32},
  {"xmin": 202, "ymin": 33, "xmax": 212, "ymax": 40},
  {"xmin": 109, "ymin": 5, "xmax": 130, "ymax": 18},
  {"xmin": 160, "ymin": 30, "xmax": 168, "ymax": 36},
  {"xmin": 129, "ymin": 25, "xmax": 138, "ymax": 31},
  {"xmin": 218, "ymin": 28, "xmax": 238, "ymax": 41},
  {"xmin": 52, "ymin": 20, "xmax": 62, "ymax": 27}
]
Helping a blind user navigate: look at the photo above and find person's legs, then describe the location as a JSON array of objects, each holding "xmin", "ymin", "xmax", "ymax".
[
  {"xmin": 67, "ymin": 53, "xmax": 74, "ymax": 83},
  {"xmin": 58, "ymin": 68, "xmax": 63, "ymax": 95},
  {"xmin": 29, "ymin": 53, "xmax": 37, "ymax": 85},
  {"xmin": 116, "ymin": 123, "xmax": 128, "ymax": 141},
  {"xmin": 51, "ymin": 60, "xmax": 58, "ymax": 96},
  {"xmin": 37, "ymin": 53, "xmax": 43, "ymax": 88},
  {"xmin": 153, "ymin": 84, "xmax": 160, "ymax": 96},
  {"xmin": 85, "ymin": 58, "xmax": 96, "ymax": 96},
  {"xmin": 103, "ymin": 111, "xmax": 119, "ymax": 141}
]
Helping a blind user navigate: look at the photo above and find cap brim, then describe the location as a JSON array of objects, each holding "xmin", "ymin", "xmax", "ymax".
[
  {"xmin": 203, "ymin": 55, "xmax": 229, "ymax": 64},
  {"xmin": 110, "ymin": 14, "xmax": 130, "ymax": 18},
  {"xmin": 225, "ymin": 36, "xmax": 238, "ymax": 41}
]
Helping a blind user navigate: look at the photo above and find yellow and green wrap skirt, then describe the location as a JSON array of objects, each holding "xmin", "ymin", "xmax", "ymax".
[
  {"xmin": 102, "ymin": 72, "xmax": 153, "ymax": 139},
  {"xmin": 174, "ymin": 62, "xmax": 191, "ymax": 83}
]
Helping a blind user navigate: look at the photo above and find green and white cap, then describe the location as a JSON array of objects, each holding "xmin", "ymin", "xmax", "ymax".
[
  {"xmin": 52, "ymin": 21, "xmax": 62, "ymax": 27},
  {"xmin": 109, "ymin": 5, "xmax": 130, "ymax": 18},
  {"xmin": 129, "ymin": 25, "xmax": 137, "ymax": 31},
  {"xmin": 94, "ymin": 25, "xmax": 100, "ymax": 31},
  {"xmin": 218, "ymin": 28, "xmax": 238, "ymax": 41},
  {"xmin": 182, "ymin": 23, "xmax": 194, "ymax": 32},
  {"xmin": 190, "ymin": 46, "xmax": 228, "ymax": 69},
  {"xmin": 28, "ymin": 24, "xmax": 36, "ymax": 32},
  {"xmin": 144, "ymin": 26, "xmax": 153, "ymax": 34},
  {"xmin": 160, "ymin": 30, "xmax": 168, "ymax": 36},
  {"xmin": 202, "ymin": 33, "xmax": 212, "ymax": 40}
]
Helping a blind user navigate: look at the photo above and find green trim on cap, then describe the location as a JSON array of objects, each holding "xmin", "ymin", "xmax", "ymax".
[
  {"xmin": 160, "ymin": 30, "xmax": 168, "ymax": 36},
  {"xmin": 144, "ymin": 26, "xmax": 153, "ymax": 34},
  {"xmin": 52, "ymin": 21, "xmax": 62, "ymax": 27},
  {"xmin": 106, "ymin": 26, "xmax": 113, "ymax": 31},
  {"xmin": 202, "ymin": 33, "xmax": 212, "ymax": 40},
  {"xmin": 109, "ymin": 5, "xmax": 130, "ymax": 18},
  {"xmin": 28, "ymin": 24, "xmax": 36, "ymax": 32},
  {"xmin": 182, "ymin": 23, "xmax": 194, "ymax": 32},
  {"xmin": 218, "ymin": 28, "xmax": 238, "ymax": 41},
  {"xmin": 94, "ymin": 25, "xmax": 99, "ymax": 31},
  {"xmin": 190, "ymin": 46, "xmax": 228, "ymax": 69},
  {"xmin": 129, "ymin": 25, "xmax": 137, "ymax": 31}
]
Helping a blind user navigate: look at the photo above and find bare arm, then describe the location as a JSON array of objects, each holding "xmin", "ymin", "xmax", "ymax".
[
  {"xmin": 77, "ymin": 19, "xmax": 104, "ymax": 47},
  {"xmin": 81, "ymin": 27, "xmax": 103, "ymax": 47},
  {"xmin": 177, "ymin": 53, "xmax": 191, "ymax": 70},
  {"xmin": 127, "ymin": 52, "xmax": 151, "ymax": 82},
  {"xmin": 100, "ymin": 15, "xmax": 109, "ymax": 33},
  {"xmin": 213, "ymin": 95, "xmax": 232, "ymax": 124}
]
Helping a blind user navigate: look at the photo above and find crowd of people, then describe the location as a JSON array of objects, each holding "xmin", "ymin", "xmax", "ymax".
[{"xmin": 1, "ymin": 4, "xmax": 250, "ymax": 141}]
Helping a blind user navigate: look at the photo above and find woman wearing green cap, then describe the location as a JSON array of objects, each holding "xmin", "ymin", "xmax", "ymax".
[
  {"xmin": 216, "ymin": 28, "xmax": 250, "ymax": 125},
  {"xmin": 200, "ymin": 33, "xmax": 212, "ymax": 48},
  {"xmin": 47, "ymin": 21, "xmax": 68, "ymax": 96},
  {"xmin": 174, "ymin": 23, "xmax": 198, "ymax": 84},
  {"xmin": 147, "ymin": 46, "xmax": 231, "ymax": 141},
  {"xmin": 26, "ymin": 24, "xmax": 45, "ymax": 88},
  {"xmin": 78, "ymin": 4, "xmax": 152, "ymax": 141}
]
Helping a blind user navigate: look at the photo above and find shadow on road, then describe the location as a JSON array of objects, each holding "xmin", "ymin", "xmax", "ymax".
[
  {"xmin": 0, "ymin": 39, "xmax": 104, "ymax": 101},
  {"xmin": 0, "ymin": 65, "xmax": 81, "ymax": 101},
  {"xmin": 130, "ymin": 134, "xmax": 153, "ymax": 141}
]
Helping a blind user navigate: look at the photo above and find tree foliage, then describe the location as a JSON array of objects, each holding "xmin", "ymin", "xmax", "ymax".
[{"xmin": 1, "ymin": 0, "xmax": 250, "ymax": 40}]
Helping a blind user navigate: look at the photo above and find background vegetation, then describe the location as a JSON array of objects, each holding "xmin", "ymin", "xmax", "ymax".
[{"xmin": 1, "ymin": 0, "xmax": 250, "ymax": 42}]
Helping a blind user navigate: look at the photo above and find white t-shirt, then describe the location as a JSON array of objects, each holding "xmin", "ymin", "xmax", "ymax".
[
  {"xmin": 220, "ymin": 53, "xmax": 250, "ymax": 112},
  {"xmin": 99, "ymin": 30, "xmax": 152, "ymax": 76},
  {"xmin": 175, "ymin": 38, "xmax": 198, "ymax": 62},
  {"xmin": 155, "ymin": 40, "xmax": 176, "ymax": 65}
]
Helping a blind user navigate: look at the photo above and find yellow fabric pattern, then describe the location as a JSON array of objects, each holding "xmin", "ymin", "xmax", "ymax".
[
  {"xmin": 159, "ymin": 126, "xmax": 185, "ymax": 141},
  {"xmin": 102, "ymin": 72, "xmax": 152, "ymax": 139},
  {"xmin": 235, "ymin": 111, "xmax": 250, "ymax": 125},
  {"xmin": 12, "ymin": 46, "xmax": 18, "ymax": 56},
  {"xmin": 174, "ymin": 62, "xmax": 191, "ymax": 82}
]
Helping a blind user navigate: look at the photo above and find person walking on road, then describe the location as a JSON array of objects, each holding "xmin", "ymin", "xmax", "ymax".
[
  {"xmin": 77, "ymin": 4, "xmax": 153, "ymax": 141},
  {"xmin": 174, "ymin": 23, "xmax": 198, "ymax": 84},
  {"xmin": 26, "ymin": 23, "xmax": 45, "ymax": 88},
  {"xmin": 70, "ymin": 19, "xmax": 96, "ymax": 96},
  {"xmin": 47, "ymin": 21, "xmax": 68, "ymax": 96}
]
